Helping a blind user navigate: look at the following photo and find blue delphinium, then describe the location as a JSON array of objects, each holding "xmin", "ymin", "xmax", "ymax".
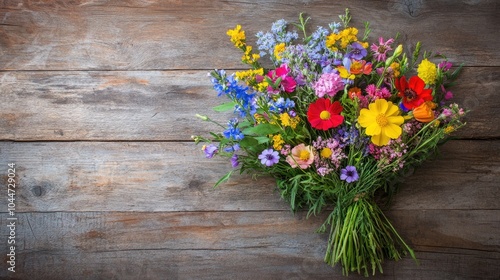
[
  {"xmin": 269, "ymin": 97, "xmax": 295, "ymax": 113},
  {"xmin": 210, "ymin": 70, "xmax": 257, "ymax": 118},
  {"xmin": 223, "ymin": 118, "xmax": 244, "ymax": 141}
]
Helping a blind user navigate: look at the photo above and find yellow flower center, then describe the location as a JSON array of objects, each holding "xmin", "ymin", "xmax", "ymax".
[
  {"xmin": 320, "ymin": 110, "xmax": 331, "ymax": 120},
  {"xmin": 320, "ymin": 147, "xmax": 332, "ymax": 158},
  {"xmin": 299, "ymin": 150, "xmax": 311, "ymax": 161},
  {"xmin": 376, "ymin": 114, "xmax": 389, "ymax": 127}
]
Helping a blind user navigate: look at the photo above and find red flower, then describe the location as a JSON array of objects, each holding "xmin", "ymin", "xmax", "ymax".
[
  {"xmin": 307, "ymin": 98, "xmax": 344, "ymax": 130},
  {"xmin": 395, "ymin": 76, "xmax": 432, "ymax": 110}
]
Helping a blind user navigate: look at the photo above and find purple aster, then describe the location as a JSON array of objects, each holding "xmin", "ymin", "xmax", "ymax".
[
  {"xmin": 258, "ymin": 149, "xmax": 280, "ymax": 167},
  {"xmin": 346, "ymin": 42, "xmax": 367, "ymax": 60},
  {"xmin": 340, "ymin": 165, "xmax": 359, "ymax": 183},
  {"xmin": 202, "ymin": 144, "xmax": 218, "ymax": 159}
]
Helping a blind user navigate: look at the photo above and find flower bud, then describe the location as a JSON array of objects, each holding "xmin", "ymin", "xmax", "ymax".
[
  {"xmin": 394, "ymin": 44, "xmax": 403, "ymax": 57},
  {"xmin": 195, "ymin": 114, "xmax": 209, "ymax": 121}
]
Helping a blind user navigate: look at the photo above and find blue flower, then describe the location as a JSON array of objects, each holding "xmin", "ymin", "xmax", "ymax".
[
  {"xmin": 346, "ymin": 42, "xmax": 367, "ymax": 60},
  {"xmin": 340, "ymin": 165, "xmax": 359, "ymax": 183},
  {"xmin": 269, "ymin": 97, "xmax": 295, "ymax": 113},
  {"xmin": 230, "ymin": 154, "xmax": 239, "ymax": 168},
  {"xmin": 202, "ymin": 144, "xmax": 218, "ymax": 159},
  {"xmin": 258, "ymin": 149, "xmax": 280, "ymax": 167}
]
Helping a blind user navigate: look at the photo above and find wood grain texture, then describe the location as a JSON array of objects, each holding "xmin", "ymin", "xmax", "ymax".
[
  {"xmin": 1, "ymin": 0, "xmax": 499, "ymax": 70},
  {"xmin": 1, "ymin": 0, "xmax": 499, "ymax": 279},
  {"xmin": 0, "ymin": 67, "xmax": 498, "ymax": 141},
  {"xmin": 0, "ymin": 210, "xmax": 499, "ymax": 279},
  {"xmin": 0, "ymin": 140, "xmax": 498, "ymax": 212}
]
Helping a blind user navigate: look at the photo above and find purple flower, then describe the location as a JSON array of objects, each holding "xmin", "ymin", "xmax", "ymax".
[
  {"xmin": 202, "ymin": 144, "xmax": 218, "ymax": 159},
  {"xmin": 340, "ymin": 165, "xmax": 359, "ymax": 183},
  {"xmin": 438, "ymin": 61, "xmax": 453, "ymax": 71},
  {"xmin": 231, "ymin": 154, "xmax": 239, "ymax": 168},
  {"xmin": 346, "ymin": 42, "xmax": 367, "ymax": 60},
  {"xmin": 258, "ymin": 149, "xmax": 280, "ymax": 167}
]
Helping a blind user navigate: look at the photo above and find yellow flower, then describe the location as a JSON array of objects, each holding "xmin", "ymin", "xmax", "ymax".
[
  {"xmin": 242, "ymin": 45, "xmax": 260, "ymax": 64},
  {"xmin": 417, "ymin": 59, "xmax": 437, "ymax": 84},
  {"xmin": 280, "ymin": 113, "xmax": 291, "ymax": 127},
  {"xmin": 326, "ymin": 27, "xmax": 360, "ymax": 51},
  {"xmin": 256, "ymin": 81, "xmax": 269, "ymax": 92},
  {"xmin": 280, "ymin": 113, "xmax": 300, "ymax": 129},
  {"xmin": 274, "ymin": 43, "xmax": 286, "ymax": 60},
  {"xmin": 337, "ymin": 66, "xmax": 355, "ymax": 81},
  {"xmin": 235, "ymin": 68, "xmax": 264, "ymax": 88},
  {"xmin": 272, "ymin": 134, "xmax": 284, "ymax": 150},
  {"xmin": 390, "ymin": 62, "xmax": 400, "ymax": 77},
  {"xmin": 227, "ymin": 25, "xmax": 245, "ymax": 48},
  {"xmin": 358, "ymin": 99, "xmax": 404, "ymax": 146},
  {"xmin": 444, "ymin": 126, "xmax": 455, "ymax": 134},
  {"xmin": 320, "ymin": 147, "xmax": 333, "ymax": 159}
]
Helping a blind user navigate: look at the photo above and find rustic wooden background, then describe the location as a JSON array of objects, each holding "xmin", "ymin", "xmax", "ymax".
[{"xmin": 1, "ymin": 1, "xmax": 499, "ymax": 279}]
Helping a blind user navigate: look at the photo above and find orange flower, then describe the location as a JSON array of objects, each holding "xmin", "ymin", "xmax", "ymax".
[
  {"xmin": 348, "ymin": 87, "xmax": 362, "ymax": 100},
  {"xmin": 413, "ymin": 101, "xmax": 436, "ymax": 123},
  {"xmin": 350, "ymin": 60, "xmax": 372, "ymax": 75}
]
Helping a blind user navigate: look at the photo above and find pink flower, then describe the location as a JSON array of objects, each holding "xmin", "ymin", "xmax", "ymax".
[
  {"xmin": 438, "ymin": 61, "xmax": 453, "ymax": 71},
  {"xmin": 266, "ymin": 64, "xmax": 297, "ymax": 94},
  {"xmin": 441, "ymin": 85, "xmax": 454, "ymax": 100},
  {"xmin": 371, "ymin": 37, "xmax": 394, "ymax": 62},
  {"xmin": 286, "ymin": 144, "xmax": 314, "ymax": 169},
  {"xmin": 365, "ymin": 84, "xmax": 391, "ymax": 100},
  {"xmin": 313, "ymin": 72, "xmax": 344, "ymax": 98}
]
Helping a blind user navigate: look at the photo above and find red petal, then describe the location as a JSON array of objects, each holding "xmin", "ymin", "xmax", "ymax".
[
  {"xmin": 395, "ymin": 76, "xmax": 407, "ymax": 92},
  {"xmin": 330, "ymin": 115, "xmax": 344, "ymax": 127},
  {"xmin": 409, "ymin": 76, "xmax": 425, "ymax": 92},
  {"xmin": 329, "ymin": 101, "xmax": 343, "ymax": 115}
]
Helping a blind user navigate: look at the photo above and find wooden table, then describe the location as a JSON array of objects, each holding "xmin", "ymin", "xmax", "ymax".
[{"xmin": 1, "ymin": 1, "xmax": 499, "ymax": 279}]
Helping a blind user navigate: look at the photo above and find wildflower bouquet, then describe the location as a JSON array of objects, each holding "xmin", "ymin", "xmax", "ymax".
[{"xmin": 193, "ymin": 10, "xmax": 466, "ymax": 276}]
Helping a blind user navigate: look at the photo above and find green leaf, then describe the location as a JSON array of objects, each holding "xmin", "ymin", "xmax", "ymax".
[
  {"xmin": 254, "ymin": 136, "xmax": 271, "ymax": 144},
  {"xmin": 242, "ymin": 123, "xmax": 281, "ymax": 136},
  {"xmin": 213, "ymin": 101, "xmax": 236, "ymax": 112},
  {"xmin": 213, "ymin": 170, "xmax": 233, "ymax": 188},
  {"xmin": 239, "ymin": 136, "xmax": 258, "ymax": 148}
]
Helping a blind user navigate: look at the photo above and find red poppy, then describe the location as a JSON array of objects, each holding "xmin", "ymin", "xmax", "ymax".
[
  {"xmin": 395, "ymin": 76, "xmax": 432, "ymax": 110},
  {"xmin": 307, "ymin": 98, "xmax": 344, "ymax": 130}
]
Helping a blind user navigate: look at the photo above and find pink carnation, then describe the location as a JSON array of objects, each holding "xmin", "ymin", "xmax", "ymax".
[{"xmin": 313, "ymin": 72, "xmax": 344, "ymax": 98}]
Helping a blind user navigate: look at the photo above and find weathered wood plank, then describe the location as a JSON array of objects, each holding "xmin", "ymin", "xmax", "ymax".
[
  {"xmin": 0, "ymin": 140, "xmax": 498, "ymax": 212},
  {"xmin": 0, "ymin": 0, "xmax": 498, "ymax": 71},
  {"xmin": 0, "ymin": 210, "xmax": 498, "ymax": 279},
  {"xmin": 0, "ymin": 67, "xmax": 498, "ymax": 141}
]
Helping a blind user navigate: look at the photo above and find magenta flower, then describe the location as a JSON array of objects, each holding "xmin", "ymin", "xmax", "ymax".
[
  {"xmin": 438, "ymin": 61, "xmax": 453, "ymax": 71},
  {"xmin": 258, "ymin": 149, "xmax": 280, "ymax": 166},
  {"xmin": 441, "ymin": 85, "xmax": 454, "ymax": 100},
  {"xmin": 313, "ymin": 72, "xmax": 344, "ymax": 98},
  {"xmin": 371, "ymin": 37, "xmax": 394, "ymax": 62},
  {"xmin": 340, "ymin": 165, "xmax": 359, "ymax": 183},
  {"xmin": 266, "ymin": 64, "xmax": 297, "ymax": 94}
]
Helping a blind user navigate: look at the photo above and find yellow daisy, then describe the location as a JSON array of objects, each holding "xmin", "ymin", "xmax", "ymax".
[{"xmin": 358, "ymin": 99, "xmax": 404, "ymax": 146}]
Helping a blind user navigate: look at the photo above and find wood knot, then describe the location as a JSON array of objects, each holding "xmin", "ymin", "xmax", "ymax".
[{"xmin": 32, "ymin": 185, "xmax": 44, "ymax": 197}]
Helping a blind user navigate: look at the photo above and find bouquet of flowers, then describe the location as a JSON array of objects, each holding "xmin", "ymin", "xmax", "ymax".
[{"xmin": 193, "ymin": 9, "xmax": 466, "ymax": 276}]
